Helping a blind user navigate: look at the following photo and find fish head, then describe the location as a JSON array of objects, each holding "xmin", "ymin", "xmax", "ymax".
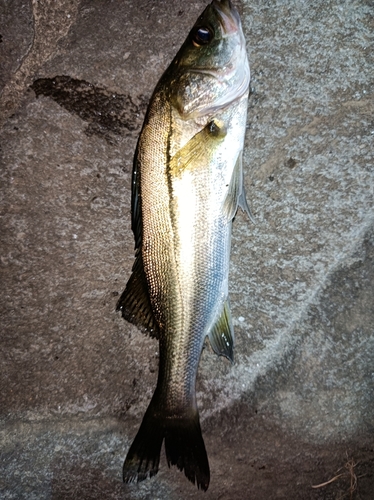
[{"xmin": 169, "ymin": 0, "xmax": 250, "ymax": 120}]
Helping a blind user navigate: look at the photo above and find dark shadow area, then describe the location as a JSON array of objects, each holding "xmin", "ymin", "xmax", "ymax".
[{"xmin": 31, "ymin": 75, "xmax": 148, "ymax": 141}]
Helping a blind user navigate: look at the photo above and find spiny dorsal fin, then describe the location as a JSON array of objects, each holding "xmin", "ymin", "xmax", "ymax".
[
  {"xmin": 223, "ymin": 151, "xmax": 255, "ymax": 223},
  {"xmin": 131, "ymin": 146, "xmax": 142, "ymax": 249},
  {"xmin": 208, "ymin": 300, "xmax": 234, "ymax": 362},
  {"xmin": 116, "ymin": 250, "xmax": 159, "ymax": 339}
]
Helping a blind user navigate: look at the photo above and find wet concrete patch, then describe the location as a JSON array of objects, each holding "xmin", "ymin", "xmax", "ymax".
[{"xmin": 31, "ymin": 76, "xmax": 148, "ymax": 142}]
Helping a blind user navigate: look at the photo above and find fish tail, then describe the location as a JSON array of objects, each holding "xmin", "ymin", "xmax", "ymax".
[
  {"xmin": 123, "ymin": 398, "xmax": 210, "ymax": 491},
  {"xmin": 123, "ymin": 402, "xmax": 163, "ymax": 483},
  {"xmin": 164, "ymin": 413, "xmax": 210, "ymax": 491}
]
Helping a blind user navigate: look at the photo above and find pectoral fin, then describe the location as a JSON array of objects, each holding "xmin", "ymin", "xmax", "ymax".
[
  {"xmin": 223, "ymin": 151, "xmax": 255, "ymax": 223},
  {"xmin": 208, "ymin": 300, "xmax": 234, "ymax": 362},
  {"xmin": 169, "ymin": 119, "xmax": 226, "ymax": 177}
]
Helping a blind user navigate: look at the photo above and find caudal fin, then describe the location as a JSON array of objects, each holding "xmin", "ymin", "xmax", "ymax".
[
  {"xmin": 164, "ymin": 415, "xmax": 210, "ymax": 490},
  {"xmin": 122, "ymin": 404, "xmax": 163, "ymax": 483},
  {"xmin": 123, "ymin": 401, "xmax": 210, "ymax": 491}
]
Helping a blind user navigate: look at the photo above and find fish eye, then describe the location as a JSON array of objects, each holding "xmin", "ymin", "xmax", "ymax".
[{"xmin": 192, "ymin": 26, "xmax": 213, "ymax": 47}]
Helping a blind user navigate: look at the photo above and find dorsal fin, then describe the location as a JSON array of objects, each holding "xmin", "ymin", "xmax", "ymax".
[
  {"xmin": 116, "ymin": 135, "xmax": 160, "ymax": 337},
  {"xmin": 208, "ymin": 300, "xmax": 234, "ymax": 362},
  {"xmin": 131, "ymin": 142, "xmax": 142, "ymax": 249},
  {"xmin": 116, "ymin": 250, "xmax": 160, "ymax": 339}
]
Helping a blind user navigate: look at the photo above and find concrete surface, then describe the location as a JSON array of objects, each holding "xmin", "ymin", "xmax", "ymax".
[{"xmin": 1, "ymin": 0, "xmax": 373, "ymax": 498}]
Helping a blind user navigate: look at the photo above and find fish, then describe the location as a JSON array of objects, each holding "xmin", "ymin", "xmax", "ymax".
[{"xmin": 117, "ymin": 0, "xmax": 251, "ymax": 491}]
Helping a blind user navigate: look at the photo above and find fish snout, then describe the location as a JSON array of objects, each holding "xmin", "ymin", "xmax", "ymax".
[{"xmin": 212, "ymin": 0, "xmax": 241, "ymax": 35}]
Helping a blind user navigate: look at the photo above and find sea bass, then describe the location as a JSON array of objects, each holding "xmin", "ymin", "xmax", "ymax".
[{"xmin": 117, "ymin": 0, "xmax": 251, "ymax": 491}]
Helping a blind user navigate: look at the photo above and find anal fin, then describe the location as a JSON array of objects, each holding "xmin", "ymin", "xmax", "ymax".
[{"xmin": 208, "ymin": 300, "xmax": 234, "ymax": 362}]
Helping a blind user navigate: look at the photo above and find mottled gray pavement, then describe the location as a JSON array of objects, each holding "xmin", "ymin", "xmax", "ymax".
[{"xmin": 1, "ymin": 0, "xmax": 373, "ymax": 498}]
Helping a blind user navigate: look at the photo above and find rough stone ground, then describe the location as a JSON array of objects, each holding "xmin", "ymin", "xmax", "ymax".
[{"xmin": 1, "ymin": 0, "xmax": 373, "ymax": 498}]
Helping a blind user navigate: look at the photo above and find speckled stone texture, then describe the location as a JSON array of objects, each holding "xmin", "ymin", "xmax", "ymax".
[{"xmin": 1, "ymin": 0, "xmax": 373, "ymax": 498}]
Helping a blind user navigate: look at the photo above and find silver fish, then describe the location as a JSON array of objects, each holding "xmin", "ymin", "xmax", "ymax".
[{"xmin": 117, "ymin": 0, "xmax": 251, "ymax": 490}]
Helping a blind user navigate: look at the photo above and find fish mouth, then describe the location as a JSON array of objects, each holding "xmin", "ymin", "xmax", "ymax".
[{"xmin": 211, "ymin": 0, "xmax": 241, "ymax": 36}]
